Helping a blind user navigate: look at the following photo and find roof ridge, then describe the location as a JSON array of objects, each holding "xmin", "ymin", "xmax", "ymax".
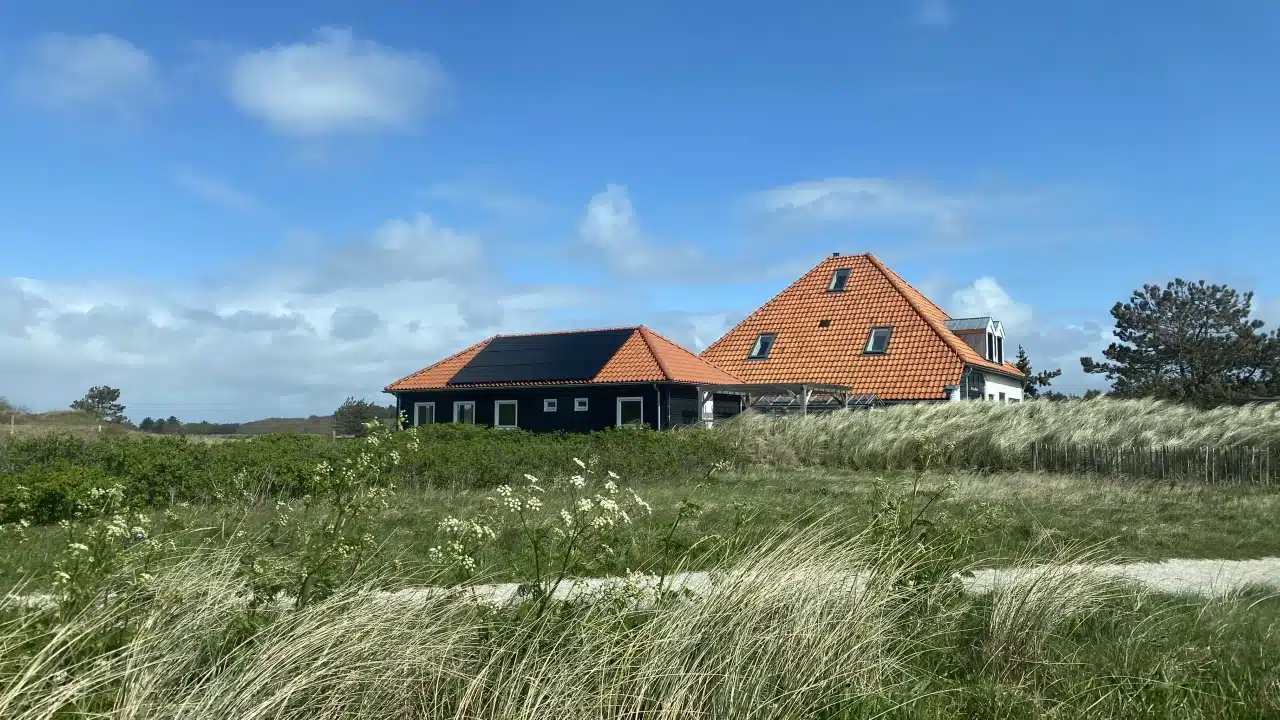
[
  {"xmin": 382, "ymin": 337, "xmax": 491, "ymax": 392},
  {"xmin": 863, "ymin": 254, "xmax": 976, "ymax": 369},
  {"xmin": 874, "ymin": 259, "xmax": 951, "ymax": 320},
  {"xmin": 636, "ymin": 327, "xmax": 673, "ymax": 381},
  {"xmin": 641, "ymin": 326, "xmax": 746, "ymax": 383},
  {"xmin": 494, "ymin": 325, "xmax": 639, "ymax": 339},
  {"xmin": 700, "ymin": 254, "xmax": 842, "ymax": 356}
]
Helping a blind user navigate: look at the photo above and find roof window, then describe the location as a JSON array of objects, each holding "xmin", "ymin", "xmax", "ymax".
[
  {"xmin": 827, "ymin": 268, "xmax": 851, "ymax": 292},
  {"xmin": 748, "ymin": 332, "xmax": 776, "ymax": 360},
  {"xmin": 864, "ymin": 326, "xmax": 893, "ymax": 354}
]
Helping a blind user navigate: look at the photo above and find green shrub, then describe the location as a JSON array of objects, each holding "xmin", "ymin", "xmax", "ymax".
[
  {"xmin": 0, "ymin": 462, "xmax": 119, "ymax": 524},
  {"xmin": 0, "ymin": 426, "xmax": 741, "ymax": 524}
]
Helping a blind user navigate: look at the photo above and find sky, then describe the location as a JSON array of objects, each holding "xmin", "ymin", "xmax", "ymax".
[{"xmin": 2, "ymin": 0, "xmax": 1278, "ymax": 422}]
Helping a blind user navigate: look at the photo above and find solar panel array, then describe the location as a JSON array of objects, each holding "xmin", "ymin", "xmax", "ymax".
[{"xmin": 447, "ymin": 328, "xmax": 635, "ymax": 385}]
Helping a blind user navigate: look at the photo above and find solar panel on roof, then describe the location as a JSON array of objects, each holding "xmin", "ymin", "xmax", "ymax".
[
  {"xmin": 447, "ymin": 328, "xmax": 636, "ymax": 385},
  {"xmin": 944, "ymin": 317, "xmax": 991, "ymax": 332}
]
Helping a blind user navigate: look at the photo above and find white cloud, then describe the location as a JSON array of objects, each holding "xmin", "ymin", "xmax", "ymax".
[
  {"xmin": 426, "ymin": 180, "xmax": 546, "ymax": 220},
  {"xmin": 172, "ymin": 166, "xmax": 262, "ymax": 214},
  {"xmin": 12, "ymin": 33, "xmax": 160, "ymax": 118},
  {"xmin": 229, "ymin": 27, "xmax": 448, "ymax": 137},
  {"xmin": 754, "ymin": 178, "xmax": 967, "ymax": 236},
  {"xmin": 579, "ymin": 184, "xmax": 702, "ymax": 275},
  {"xmin": 0, "ymin": 214, "xmax": 592, "ymax": 422},
  {"xmin": 945, "ymin": 275, "xmax": 1113, "ymax": 393},
  {"xmin": 950, "ymin": 277, "xmax": 1033, "ymax": 334},
  {"xmin": 914, "ymin": 0, "xmax": 953, "ymax": 26}
]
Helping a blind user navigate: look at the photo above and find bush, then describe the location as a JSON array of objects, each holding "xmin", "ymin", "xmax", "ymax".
[
  {"xmin": 0, "ymin": 462, "xmax": 119, "ymax": 524},
  {"xmin": 0, "ymin": 425, "xmax": 741, "ymax": 524}
]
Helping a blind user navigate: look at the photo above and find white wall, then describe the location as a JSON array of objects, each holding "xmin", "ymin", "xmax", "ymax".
[{"xmin": 982, "ymin": 371, "xmax": 1024, "ymax": 403}]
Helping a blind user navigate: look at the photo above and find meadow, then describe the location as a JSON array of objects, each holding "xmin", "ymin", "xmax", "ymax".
[{"xmin": 1, "ymin": 398, "xmax": 1279, "ymax": 718}]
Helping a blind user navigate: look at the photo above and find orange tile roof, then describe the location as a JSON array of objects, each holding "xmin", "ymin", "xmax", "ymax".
[
  {"xmin": 384, "ymin": 326, "xmax": 742, "ymax": 392},
  {"xmin": 699, "ymin": 253, "xmax": 1023, "ymax": 401}
]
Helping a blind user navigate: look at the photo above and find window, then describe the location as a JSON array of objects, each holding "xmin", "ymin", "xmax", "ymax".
[
  {"xmin": 494, "ymin": 400, "xmax": 518, "ymax": 429},
  {"xmin": 574, "ymin": 398, "xmax": 588, "ymax": 412},
  {"xmin": 827, "ymin": 268, "xmax": 851, "ymax": 292},
  {"xmin": 996, "ymin": 336, "xmax": 1004, "ymax": 364},
  {"xmin": 747, "ymin": 332, "xmax": 776, "ymax": 359},
  {"xmin": 543, "ymin": 398, "xmax": 558, "ymax": 412},
  {"xmin": 413, "ymin": 402, "xmax": 435, "ymax": 426},
  {"xmin": 818, "ymin": 319, "xmax": 831, "ymax": 328},
  {"xmin": 998, "ymin": 392, "xmax": 1006, "ymax": 403},
  {"xmin": 864, "ymin": 327, "xmax": 893, "ymax": 354},
  {"xmin": 987, "ymin": 333, "xmax": 995, "ymax": 361},
  {"xmin": 988, "ymin": 393, "xmax": 995, "ymax": 401},
  {"xmin": 453, "ymin": 401, "xmax": 475, "ymax": 424},
  {"xmin": 617, "ymin": 397, "xmax": 644, "ymax": 427}
]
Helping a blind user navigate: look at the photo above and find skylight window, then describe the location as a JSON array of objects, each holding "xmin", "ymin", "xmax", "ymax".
[
  {"xmin": 818, "ymin": 319, "xmax": 831, "ymax": 328},
  {"xmin": 827, "ymin": 268, "xmax": 851, "ymax": 292},
  {"xmin": 864, "ymin": 327, "xmax": 893, "ymax": 354},
  {"xmin": 748, "ymin": 332, "xmax": 776, "ymax": 359}
]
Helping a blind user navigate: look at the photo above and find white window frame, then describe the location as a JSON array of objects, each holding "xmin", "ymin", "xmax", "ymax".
[
  {"xmin": 494, "ymin": 400, "xmax": 518, "ymax": 429},
  {"xmin": 543, "ymin": 398, "xmax": 558, "ymax": 412},
  {"xmin": 828, "ymin": 268, "xmax": 851, "ymax": 292},
  {"xmin": 412, "ymin": 402, "xmax": 435, "ymax": 426},
  {"xmin": 864, "ymin": 326, "xmax": 893, "ymax": 354},
  {"xmin": 574, "ymin": 398, "xmax": 589, "ymax": 412},
  {"xmin": 616, "ymin": 397, "xmax": 644, "ymax": 428},
  {"xmin": 453, "ymin": 401, "xmax": 475, "ymax": 424}
]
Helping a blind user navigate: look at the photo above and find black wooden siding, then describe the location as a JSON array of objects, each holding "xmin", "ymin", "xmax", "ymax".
[
  {"xmin": 392, "ymin": 383, "xmax": 669, "ymax": 433},
  {"xmin": 391, "ymin": 383, "xmax": 747, "ymax": 433}
]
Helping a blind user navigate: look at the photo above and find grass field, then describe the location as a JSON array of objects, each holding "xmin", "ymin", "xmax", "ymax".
[
  {"xmin": 4, "ymin": 402, "xmax": 1280, "ymax": 717},
  {"xmin": 2, "ymin": 527, "xmax": 1278, "ymax": 719},
  {"xmin": 5, "ymin": 467, "xmax": 1278, "ymax": 591}
]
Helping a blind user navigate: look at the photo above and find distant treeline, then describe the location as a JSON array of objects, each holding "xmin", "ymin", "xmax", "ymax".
[{"xmin": 137, "ymin": 401, "xmax": 398, "ymax": 437}]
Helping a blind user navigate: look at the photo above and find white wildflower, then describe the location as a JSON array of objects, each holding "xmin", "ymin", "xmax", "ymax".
[{"xmin": 572, "ymin": 457, "xmax": 586, "ymax": 469}]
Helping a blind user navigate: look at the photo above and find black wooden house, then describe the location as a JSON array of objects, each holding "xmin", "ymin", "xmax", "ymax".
[{"xmin": 384, "ymin": 326, "xmax": 746, "ymax": 432}]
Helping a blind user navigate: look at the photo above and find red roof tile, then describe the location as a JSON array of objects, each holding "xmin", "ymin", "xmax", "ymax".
[
  {"xmin": 385, "ymin": 326, "xmax": 742, "ymax": 392},
  {"xmin": 699, "ymin": 254, "xmax": 1023, "ymax": 401}
]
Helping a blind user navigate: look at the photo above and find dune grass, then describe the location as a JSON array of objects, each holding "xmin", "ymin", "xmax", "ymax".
[
  {"xmin": 1, "ymin": 528, "xmax": 1277, "ymax": 719},
  {"xmin": 717, "ymin": 398, "xmax": 1280, "ymax": 480}
]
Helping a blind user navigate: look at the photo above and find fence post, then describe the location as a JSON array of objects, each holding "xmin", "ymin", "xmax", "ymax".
[{"xmin": 8, "ymin": 413, "xmax": 12, "ymax": 436}]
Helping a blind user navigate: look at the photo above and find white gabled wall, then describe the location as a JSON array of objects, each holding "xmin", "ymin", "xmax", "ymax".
[{"xmin": 982, "ymin": 371, "xmax": 1024, "ymax": 402}]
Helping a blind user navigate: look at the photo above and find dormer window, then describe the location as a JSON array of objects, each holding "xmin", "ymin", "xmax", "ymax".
[
  {"xmin": 864, "ymin": 326, "xmax": 893, "ymax": 354},
  {"xmin": 987, "ymin": 333, "xmax": 995, "ymax": 361},
  {"xmin": 996, "ymin": 336, "xmax": 1004, "ymax": 364},
  {"xmin": 827, "ymin": 268, "xmax": 851, "ymax": 292},
  {"xmin": 748, "ymin": 332, "xmax": 776, "ymax": 359}
]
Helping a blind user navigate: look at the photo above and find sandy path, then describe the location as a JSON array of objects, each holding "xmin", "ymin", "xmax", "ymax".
[
  {"xmin": 384, "ymin": 556, "xmax": 1280, "ymax": 607},
  {"xmin": 9, "ymin": 557, "xmax": 1280, "ymax": 611}
]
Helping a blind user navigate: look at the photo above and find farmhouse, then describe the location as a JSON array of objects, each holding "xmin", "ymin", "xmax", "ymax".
[
  {"xmin": 699, "ymin": 252, "xmax": 1025, "ymax": 407},
  {"xmin": 383, "ymin": 326, "xmax": 744, "ymax": 431},
  {"xmin": 385, "ymin": 252, "xmax": 1025, "ymax": 431}
]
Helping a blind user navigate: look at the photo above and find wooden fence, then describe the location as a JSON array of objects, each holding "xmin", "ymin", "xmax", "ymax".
[{"xmin": 1021, "ymin": 442, "xmax": 1277, "ymax": 486}]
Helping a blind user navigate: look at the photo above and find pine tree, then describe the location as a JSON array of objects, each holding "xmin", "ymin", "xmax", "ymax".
[{"xmin": 1012, "ymin": 345, "xmax": 1063, "ymax": 399}]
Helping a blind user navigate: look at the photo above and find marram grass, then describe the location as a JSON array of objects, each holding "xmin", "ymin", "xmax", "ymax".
[
  {"xmin": 716, "ymin": 398, "xmax": 1280, "ymax": 480},
  {"xmin": 2, "ymin": 528, "xmax": 1277, "ymax": 719}
]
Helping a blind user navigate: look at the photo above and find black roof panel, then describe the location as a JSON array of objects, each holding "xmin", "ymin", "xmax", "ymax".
[{"xmin": 447, "ymin": 328, "xmax": 636, "ymax": 385}]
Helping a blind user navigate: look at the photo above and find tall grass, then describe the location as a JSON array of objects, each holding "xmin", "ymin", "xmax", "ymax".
[
  {"xmin": 3, "ymin": 528, "xmax": 1276, "ymax": 719},
  {"xmin": 718, "ymin": 398, "xmax": 1280, "ymax": 481}
]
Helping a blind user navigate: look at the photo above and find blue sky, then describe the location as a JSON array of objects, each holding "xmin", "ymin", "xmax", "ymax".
[{"xmin": 2, "ymin": 0, "xmax": 1278, "ymax": 421}]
